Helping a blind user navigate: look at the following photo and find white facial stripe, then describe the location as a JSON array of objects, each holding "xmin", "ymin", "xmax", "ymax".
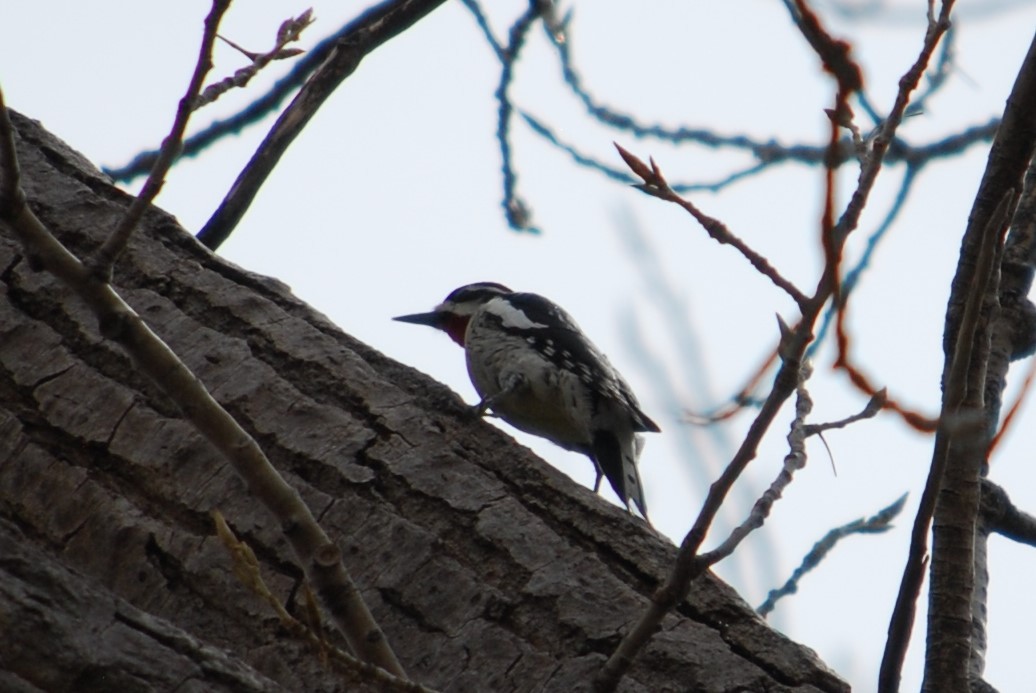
[{"xmin": 486, "ymin": 299, "xmax": 547, "ymax": 329}]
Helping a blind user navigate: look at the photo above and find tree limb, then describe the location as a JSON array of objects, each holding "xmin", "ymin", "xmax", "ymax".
[
  {"xmin": 880, "ymin": 28, "xmax": 1036, "ymax": 693},
  {"xmin": 0, "ymin": 92, "xmax": 407, "ymax": 679},
  {"xmin": 196, "ymin": 0, "xmax": 449, "ymax": 250}
]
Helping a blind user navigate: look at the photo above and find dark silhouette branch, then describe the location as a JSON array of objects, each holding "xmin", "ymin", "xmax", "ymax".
[
  {"xmin": 980, "ymin": 480, "xmax": 1036, "ymax": 547},
  {"xmin": 880, "ymin": 28, "xmax": 1036, "ymax": 693},
  {"xmin": 988, "ymin": 160, "xmax": 1036, "ymax": 453},
  {"xmin": 196, "ymin": 0, "xmax": 449, "ymax": 250},
  {"xmin": 924, "ymin": 189, "xmax": 1014, "ymax": 693}
]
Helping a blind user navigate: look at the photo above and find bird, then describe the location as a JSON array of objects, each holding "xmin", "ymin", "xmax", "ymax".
[{"xmin": 394, "ymin": 282, "xmax": 659, "ymax": 520}]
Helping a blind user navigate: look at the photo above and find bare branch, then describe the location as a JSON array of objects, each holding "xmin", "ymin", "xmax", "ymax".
[
  {"xmin": 811, "ymin": 165, "xmax": 918, "ymax": 353},
  {"xmin": 614, "ymin": 143, "xmax": 810, "ymax": 310},
  {"xmin": 600, "ymin": 4, "xmax": 956, "ymax": 689},
  {"xmin": 922, "ymin": 189, "xmax": 1014, "ymax": 693},
  {"xmin": 595, "ymin": 318, "xmax": 816, "ymax": 692},
  {"xmin": 790, "ymin": 0, "xmax": 864, "ymax": 96},
  {"xmin": 698, "ymin": 362, "xmax": 814, "ymax": 567},
  {"xmin": 980, "ymin": 480, "xmax": 1036, "ymax": 548},
  {"xmin": 458, "ymin": 0, "xmax": 505, "ymax": 62},
  {"xmin": 758, "ymin": 493, "xmax": 908, "ymax": 617},
  {"xmin": 90, "ymin": 0, "xmax": 231, "ymax": 279},
  {"xmin": 831, "ymin": 0, "xmax": 957, "ymax": 432},
  {"xmin": 196, "ymin": 0, "xmax": 449, "ymax": 250},
  {"xmin": 881, "ymin": 27, "xmax": 1036, "ymax": 678},
  {"xmin": 987, "ymin": 159, "xmax": 1036, "ymax": 453},
  {"xmin": 493, "ymin": 1, "xmax": 548, "ymax": 233},
  {"xmin": 803, "ymin": 387, "xmax": 886, "ymax": 436},
  {"xmin": 0, "ymin": 93, "xmax": 407, "ymax": 678},
  {"xmin": 194, "ymin": 10, "xmax": 315, "ymax": 109}
]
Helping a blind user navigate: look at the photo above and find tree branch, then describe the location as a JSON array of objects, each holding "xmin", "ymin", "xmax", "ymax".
[
  {"xmin": 981, "ymin": 479, "xmax": 1036, "ymax": 547},
  {"xmin": 698, "ymin": 362, "xmax": 814, "ymax": 567},
  {"xmin": 493, "ymin": 0, "xmax": 547, "ymax": 233},
  {"xmin": 196, "ymin": 0, "xmax": 449, "ymax": 250},
  {"xmin": 90, "ymin": 0, "xmax": 230, "ymax": 279},
  {"xmin": 923, "ymin": 189, "xmax": 1013, "ymax": 693},
  {"xmin": 758, "ymin": 493, "xmax": 908, "ymax": 617},
  {"xmin": 880, "ymin": 26, "xmax": 1036, "ymax": 692},
  {"xmin": 614, "ymin": 144, "xmax": 810, "ymax": 310},
  {"xmin": 0, "ymin": 93, "xmax": 407, "ymax": 679},
  {"xmin": 597, "ymin": 3, "xmax": 949, "ymax": 688}
]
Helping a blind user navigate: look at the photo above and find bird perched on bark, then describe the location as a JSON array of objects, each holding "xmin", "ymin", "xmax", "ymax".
[{"xmin": 394, "ymin": 282, "xmax": 659, "ymax": 520}]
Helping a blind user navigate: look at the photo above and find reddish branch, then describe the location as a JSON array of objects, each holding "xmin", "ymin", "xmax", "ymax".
[
  {"xmin": 614, "ymin": 144, "xmax": 810, "ymax": 310},
  {"xmin": 601, "ymin": 2, "xmax": 955, "ymax": 690},
  {"xmin": 832, "ymin": 3, "xmax": 955, "ymax": 430}
]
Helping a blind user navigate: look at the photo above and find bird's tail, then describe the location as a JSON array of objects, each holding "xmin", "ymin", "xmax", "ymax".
[{"xmin": 592, "ymin": 430, "xmax": 648, "ymax": 522}]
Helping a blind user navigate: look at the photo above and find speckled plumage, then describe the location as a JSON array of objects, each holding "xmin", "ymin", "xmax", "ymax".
[{"xmin": 395, "ymin": 283, "xmax": 659, "ymax": 520}]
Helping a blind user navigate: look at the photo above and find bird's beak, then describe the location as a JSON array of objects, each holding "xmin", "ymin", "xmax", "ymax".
[{"xmin": 393, "ymin": 310, "xmax": 444, "ymax": 328}]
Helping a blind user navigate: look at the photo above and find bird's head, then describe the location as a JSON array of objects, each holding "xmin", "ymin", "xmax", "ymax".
[{"xmin": 393, "ymin": 282, "xmax": 513, "ymax": 346}]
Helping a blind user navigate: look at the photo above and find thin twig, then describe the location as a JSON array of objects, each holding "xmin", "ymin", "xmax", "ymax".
[
  {"xmin": 598, "ymin": 2, "xmax": 947, "ymax": 688},
  {"xmin": 697, "ymin": 362, "xmax": 814, "ymax": 567},
  {"xmin": 196, "ymin": 0, "xmax": 449, "ymax": 250},
  {"xmin": 614, "ymin": 143, "xmax": 810, "ymax": 310},
  {"xmin": 194, "ymin": 10, "xmax": 314, "ymax": 109},
  {"xmin": 90, "ymin": 0, "xmax": 231, "ymax": 279},
  {"xmin": 811, "ymin": 165, "xmax": 918, "ymax": 354},
  {"xmin": 521, "ymin": 111, "xmax": 774, "ymax": 193},
  {"xmin": 832, "ymin": 2, "xmax": 957, "ymax": 430},
  {"xmin": 493, "ymin": 1, "xmax": 547, "ymax": 233},
  {"xmin": 594, "ymin": 316, "xmax": 816, "ymax": 692},
  {"xmin": 758, "ymin": 493, "xmax": 908, "ymax": 617},
  {"xmin": 684, "ymin": 345, "xmax": 778, "ymax": 424},
  {"xmin": 803, "ymin": 387, "xmax": 885, "ymax": 436},
  {"xmin": 458, "ymin": 0, "xmax": 505, "ymax": 62}
]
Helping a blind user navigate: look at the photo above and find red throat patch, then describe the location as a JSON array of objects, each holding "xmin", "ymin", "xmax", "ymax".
[{"xmin": 443, "ymin": 314, "xmax": 470, "ymax": 346}]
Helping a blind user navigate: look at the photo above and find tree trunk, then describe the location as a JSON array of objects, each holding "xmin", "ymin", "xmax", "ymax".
[{"xmin": 0, "ymin": 110, "xmax": 847, "ymax": 692}]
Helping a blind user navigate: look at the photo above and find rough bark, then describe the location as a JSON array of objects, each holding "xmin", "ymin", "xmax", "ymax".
[{"xmin": 0, "ymin": 111, "xmax": 847, "ymax": 692}]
